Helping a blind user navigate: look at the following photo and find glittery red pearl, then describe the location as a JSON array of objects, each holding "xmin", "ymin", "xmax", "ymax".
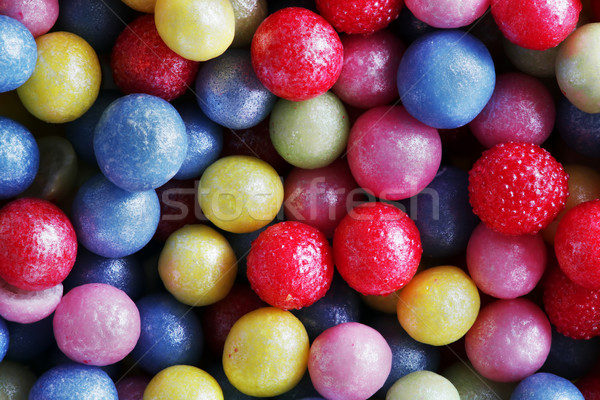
[{"xmin": 316, "ymin": 0, "xmax": 404, "ymax": 34}]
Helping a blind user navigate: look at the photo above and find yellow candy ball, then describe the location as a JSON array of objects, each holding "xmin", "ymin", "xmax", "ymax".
[
  {"xmin": 154, "ymin": 0, "xmax": 235, "ymax": 62},
  {"xmin": 158, "ymin": 224, "xmax": 237, "ymax": 306},
  {"xmin": 223, "ymin": 307, "xmax": 309, "ymax": 397},
  {"xmin": 143, "ymin": 365, "xmax": 223, "ymax": 400},
  {"xmin": 17, "ymin": 32, "xmax": 101, "ymax": 124},
  {"xmin": 122, "ymin": 0, "xmax": 156, "ymax": 13},
  {"xmin": 198, "ymin": 155, "xmax": 283, "ymax": 233},
  {"xmin": 397, "ymin": 266, "xmax": 480, "ymax": 346}
]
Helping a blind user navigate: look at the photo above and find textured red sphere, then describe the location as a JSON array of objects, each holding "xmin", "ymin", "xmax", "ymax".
[
  {"xmin": 468, "ymin": 142, "xmax": 569, "ymax": 236},
  {"xmin": 555, "ymin": 200, "xmax": 600, "ymax": 290},
  {"xmin": 247, "ymin": 221, "xmax": 334, "ymax": 310},
  {"xmin": 251, "ymin": 7, "xmax": 343, "ymax": 101},
  {"xmin": 333, "ymin": 202, "xmax": 422, "ymax": 296},
  {"xmin": 0, "ymin": 198, "xmax": 77, "ymax": 291},
  {"xmin": 111, "ymin": 14, "xmax": 200, "ymax": 101},
  {"xmin": 491, "ymin": 0, "xmax": 581, "ymax": 51},
  {"xmin": 316, "ymin": 0, "xmax": 404, "ymax": 34}
]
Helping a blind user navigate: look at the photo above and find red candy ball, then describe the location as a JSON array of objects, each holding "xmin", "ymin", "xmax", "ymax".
[
  {"xmin": 491, "ymin": 0, "xmax": 581, "ymax": 51},
  {"xmin": 251, "ymin": 7, "xmax": 343, "ymax": 101},
  {"xmin": 543, "ymin": 265, "xmax": 600, "ymax": 339},
  {"xmin": 316, "ymin": 0, "xmax": 404, "ymax": 34},
  {"xmin": 333, "ymin": 202, "xmax": 422, "ymax": 296},
  {"xmin": 247, "ymin": 221, "xmax": 334, "ymax": 310},
  {"xmin": 555, "ymin": 200, "xmax": 600, "ymax": 290},
  {"xmin": 0, "ymin": 198, "xmax": 77, "ymax": 291},
  {"xmin": 468, "ymin": 142, "xmax": 569, "ymax": 236},
  {"xmin": 111, "ymin": 14, "xmax": 200, "ymax": 101}
]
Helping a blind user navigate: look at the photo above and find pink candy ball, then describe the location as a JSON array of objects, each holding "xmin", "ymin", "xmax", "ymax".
[
  {"xmin": 0, "ymin": 0, "xmax": 59, "ymax": 37},
  {"xmin": 466, "ymin": 222, "xmax": 547, "ymax": 299},
  {"xmin": 468, "ymin": 72, "xmax": 555, "ymax": 148},
  {"xmin": 347, "ymin": 106, "xmax": 441, "ymax": 200},
  {"xmin": 0, "ymin": 278, "xmax": 62, "ymax": 324},
  {"xmin": 332, "ymin": 30, "xmax": 405, "ymax": 109},
  {"xmin": 53, "ymin": 283, "xmax": 141, "ymax": 366},
  {"xmin": 308, "ymin": 322, "xmax": 392, "ymax": 400},
  {"xmin": 465, "ymin": 298, "xmax": 552, "ymax": 382},
  {"xmin": 405, "ymin": 0, "xmax": 489, "ymax": 28}
]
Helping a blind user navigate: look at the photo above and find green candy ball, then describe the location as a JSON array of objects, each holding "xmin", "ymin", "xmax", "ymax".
[
  {"xmin": 442, "ymin": 362, "xmax": 516, "ymax": 400},
  {"xmin": 0, "ymin": 361, "xmax": 37, "ymax": 400}
]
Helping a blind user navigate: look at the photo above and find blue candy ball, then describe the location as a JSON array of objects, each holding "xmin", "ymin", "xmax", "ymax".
[
  {"xmin": 542, "ymin": 327, "xmax": 600, "ymax": 380},
  {"xmin": 0, "ymin": 16, "xmax": 37, "ymax": 93},
  {"xmin": 130, "ymin": 293, "xmax": 203, "ymax": 375},
  {"xmin": 72, "ymin": 174, "xmax": 160, "ymax": 258},
  {"xmin": 369, "ymin": 314, "xmax": 441, "ymax": 397},
  {"xmin": 65, "ymin": 90, "xmax": 121, "ymax": 165},
  {"xmin": 62, "ymin": 247, "xmax": 144, "ymax": 300},
  {"xmin": 400, "ymin": 165, "xmax": 479, "ymax": 258},
  {"xmin": 29, "ymin": 364, "xmax": 118, "ymax": 400},
  {"xmin": 510, "ymin": 372, "xmax": 584, "ymax": 400},
  {"xmin": 173, "ymin": 102, "xmax": 223, "ymax": 180},
  {"xmin": 556, "ymin": 96, "xmax": 600, "ymax": 158},
  {"xmin": 0, "ymin": 317, "xmax": 8, "ymax": 363},
  {"xmin": 94, "ymin": 93, "xmax": 188, "ymax": 192},
  {"xmin": 195, "ymin": 49, "xmax": 277, "ymax": 129},
  {"xmin": 0, "ymin": 116, "xmax": 39, "ymax": 199},
  {"xmin": 5, "ymin": 316, "xmax": 53, "ymax": 363},
  {"xmin": 397, "ymin": 29, "xmax": 495, "ymax": 129}
]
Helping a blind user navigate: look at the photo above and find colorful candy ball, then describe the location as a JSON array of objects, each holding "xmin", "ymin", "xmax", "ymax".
[
  {"xmin": 0, "ymin": 278, "xmax": 62, "ymax": 324},
  {"xmin": 315, "ymin": 0, "xmax": 403, "ymax": 34},
  {"xmin": 29, "ymin": 364, "xmax": 118, "ymax": 400},
  {"xmin": 0, "ymin": 16, "xmax": 37, "ymax": 93},
  {"xmin": 223, "ymin": 307, "xmax": 309, "ymax": 397},
  {"xmin": 308, "ymin": 322, "xmax": 392, "ymax": 400},
  {"xmin": 405, "ymin": 0, "xmax": 488, "ymax": 28},
  {"xmin": 397, "ymin": 265, "xmax": 480, "ymax": 346},
  {"xmin": 53, "ymin": 283, "xmax": 140, "ymax": 366},
  {"xmin": 510, "ymin": 372, "xmax": 584, "ymax": 400},
  {"xmin": 247, "ymin": 221, "xmax": 334, "ymax": 310},
  {"xmin": 0, "ymin": 0, "xmax": 59, "ymax": 38},
  {"xmin": 251, "ymin": 7, "xmax": 343, "ymax": 101},
  {"xmin": 333, "ymin": 202, "xmax": 422, "ymax": 296},
  {"xmin": 397, "ymin": 30, "xmax": 495, "ymax": 129},
  {"xmin": 158, "ymin": 224, "xmax": 237, "ymax": 306},
  {"xmin": 0, "ymin": 198, "xmax": 76, "ymax": 291},
  {"xmin": 144, "ymin": 365, "xmax": 223, "ymax": 400},
  {"xmin": 386, "ymin": 370, "xmax": 460, "ymax": 400},
  {"xmin": 229, "ymin": 0, "xmax": 267, "ymax": 48},
  {"xmin": 468, "ymin": 142, "xmax": 569, "ymax": 235},
  {"xmin": 17, "ymin": 31, "xmax": 101, "ymax": 123},
  {"xmin": 0, "ymin": 117, "xmax": 39, "ymax": 199},
  {"xmin": 198, "ymin": 155, "xmax": 283, "ymax": 234}
]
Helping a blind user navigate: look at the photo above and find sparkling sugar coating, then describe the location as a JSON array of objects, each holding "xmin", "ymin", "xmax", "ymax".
[
  {"xmin": 468, "ymin": 142, "xmax": 569, "ymax": 235},
  {"xmin": 315, "ymin": 0, "xmax": 404, "ymax": 34}
]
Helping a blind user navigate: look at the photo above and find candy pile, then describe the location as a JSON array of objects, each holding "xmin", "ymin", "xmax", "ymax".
[{"xmin": 2, "ymin": 0, "xmax": 600, "ymax": 399}]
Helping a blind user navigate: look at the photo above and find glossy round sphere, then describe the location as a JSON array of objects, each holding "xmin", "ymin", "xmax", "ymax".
[
  {"xmin": 247, "ymin": 222, "xmax": 333, "ymax": 310},
  {"xmin": 270, "ymin": 92, "xmax": 349, "ymax": 169},
  {"xmin": 72, "ymin": 175, "xmax": 160, "ymax": 258},
  {"xmin": 158, "ymin": 224, "xmax": 237, "ymax": 306},
  {"xmin": 29, "ymin": 364, "xmax": 117, "ymax": 400},
  {"xmin": 465, "ymin": 298, "xmax": 552, "ymax": 382},
  {"xmin": 195, "ymin": 48, "xmax": 276, "ymax": 130},
  {"xmin": 333, "ymin": 202, "xmax": 422, "ymax": 296},
  {"xmin": 511, "ymin": 372, "xmax": 584, "ymax": 400},
  {"xmin": 406, "ymin": 0, "xmax": 487, "ymax": 28},
  {"xmin": 556, "ymin": 96, "xmax": 600, "ymax": 158},
  {"xmin": 0, "ymin": 279, "xmax": 62, "ymax": 323},
  {"xmin": 556, "ymin": 23, "xmax": 600, "ymax": 113},
  {"xmin": 94, "ymin": 93, "xmax": 187, "ymax": 192},
  {"xmin": 0, "ymin": 198, "xmax": 76, "ymax": 291},
  {"xmin": 251, "ymin": 7, "xmax": 343, "ymax": 101},
  {"xmin": 143, "ymin": 365, "xmax": 223, "ymax": 400},
  {"xmin": 131, "ymin": 293, "xmax": 203, "ymax": 374},
  {"xmin": 491, "ymin": 0, "xmax": 581, "ymax": 51},
  {"xmin": 198, "ymin": 155, "xmax": 283, "ymax": 234},
  {"xmin": 467, "ymin": 222, "xmax": 547, "ymax": 299},
  {"xmin": 0, "ymin": 360, "xmax": 37, "ymax": 399},
  {"xmin": 469, "ymin": 72, "xmax": 555, "ymax": 147},
  {"xmin": 17, "ymin": 32, "xmax": 101, "ymax": 123},
  {"xmin": 154, "ymin": 0, "xmax": 234, "ymax": 62},
  {"xmin": 308, "ymin": 322, "xmax": 392, "ymax": 400},
  {"xmin": 111, "ymin": 15, "xmax": 199, "ymax": 101},
  {"xmin": 347, "ymin": 106, "xmax": 441, "ymax": 200},
  {"xmin": 397, "ymin": 30, "xmax": 495, "ymax": 129},
  {"xmin": 397, "ymin": 266, "xmax": 480, "ymax": 346},
  {"xmin": 332, "ymin": 30, "xmax": 405, "ymax": 109},
  {"xmin": 0, "ymin": 117, "xmax": 39, "ymax": 199},
  {"xmin": 230, "ymin": 0, "xmax": 267, "ymax": 48},
  {"xmin": 387, "ymin": 370, "xmax": 460, "ymax": 400},
  {"xmin": 0, "ymin": 16, "xmax": 37, "ymax": 93},
  {"xmin": 315, "ymin": 0, "xmax": 403, "ymax": 34},
  {"xmin": 223, "ymin": 307, "xmax": 309, "ymax": 397},
  {"xmin": 0, "ymin": 0, "xmax": 59, "ymax": 37},
  {"xmin": 53, "ymin": 284, "xmax": 140, "ymax": 366}
]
